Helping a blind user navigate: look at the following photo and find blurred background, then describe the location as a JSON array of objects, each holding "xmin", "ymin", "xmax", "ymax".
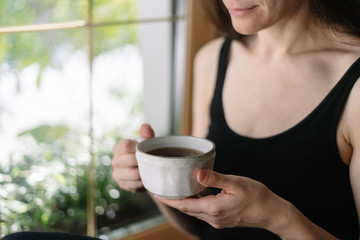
[{"xmin": 0, "ymin": 0, "xmax": 187, "ymax": 239}]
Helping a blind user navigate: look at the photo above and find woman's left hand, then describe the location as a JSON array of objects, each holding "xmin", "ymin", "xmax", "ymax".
[{"xmin": 156, "ymin": 169, "xmax": 290, "ymax": 231}]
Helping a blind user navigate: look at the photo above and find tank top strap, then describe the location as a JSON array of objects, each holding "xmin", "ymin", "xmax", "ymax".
[
  {"xmin": 328, "ymin": 57, "xmax": 360, "ymax": 108},
  {"xmin": 210, "ymin": 38, "xmax": 232, "ymax": 121},
  {"xmin": 215, "ymin": 38, "xmax": 231, "ymax": 95},
  {"xmin": 327, "ymin": 57, "xmax": 360, "ymax": 119}
]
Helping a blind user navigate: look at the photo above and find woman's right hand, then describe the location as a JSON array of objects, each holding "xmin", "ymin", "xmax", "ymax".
[{"xmin": 112, "ymin": 124, "xmax": 155, "ymax": 192}]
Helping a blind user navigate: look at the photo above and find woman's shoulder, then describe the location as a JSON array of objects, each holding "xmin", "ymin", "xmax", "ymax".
[
  {"xmin": 194, "ymin": 37, "xmax": 227, "ymax": 68},
  {"xmin": 192, "ymin": 38, "xmax": 224, "ymax": 90},
  {"xmin": 192, "ymin": 37, "xmax": 228, "ymax": 90}
]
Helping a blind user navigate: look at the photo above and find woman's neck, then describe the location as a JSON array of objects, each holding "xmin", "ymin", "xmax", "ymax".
[{"xmin": 246, "ymin": 5, "xmax": 330, "ymax": 61}]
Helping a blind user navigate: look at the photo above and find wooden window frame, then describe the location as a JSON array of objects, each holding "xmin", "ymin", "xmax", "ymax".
[{"xmin": 180, "ymin": 0, "xmax": 217, "ymax": 135}]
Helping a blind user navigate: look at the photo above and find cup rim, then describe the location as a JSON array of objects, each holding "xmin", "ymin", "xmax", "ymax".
[{"xmin": 136, "ymin": 135, "xmax": 216, "ymax": 159}]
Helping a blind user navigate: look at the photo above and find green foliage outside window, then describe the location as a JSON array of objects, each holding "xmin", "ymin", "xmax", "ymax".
[
  {"xmin": 0, "ymin": 0, "xmax": 137, "ymax": 87},
  {"xmin": 0, "ymin": 0, "xmax": 156, "ymax": 237}
]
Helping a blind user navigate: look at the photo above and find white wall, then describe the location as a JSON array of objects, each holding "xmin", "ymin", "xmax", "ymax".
[{"xmin": 137, "ymin": 0, "xmax": 173, "ymax": 137}]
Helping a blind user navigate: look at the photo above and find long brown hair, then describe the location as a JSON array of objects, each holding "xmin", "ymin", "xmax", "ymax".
[
  {"xmin": 201, "ymin": 0, "xmax": 360, "ymax": 40},
  {"xmin": 200, "ymin": 0, "xmax": 242, "ymax": 40}
]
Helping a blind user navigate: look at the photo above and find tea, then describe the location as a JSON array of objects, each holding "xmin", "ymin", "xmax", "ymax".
[{"xmin": 147, "ymin": 147, "xmax": 203, "ymax": 157}]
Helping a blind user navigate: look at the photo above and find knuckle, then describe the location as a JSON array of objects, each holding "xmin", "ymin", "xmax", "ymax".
[
  {"xmin": 211, "ymin": 222, "xmax": 224, "ymax": 229},
  {"xmin": 112, "ymin": 168, "xmax": 120, "ymax": 179},
  {"xmin": 208, "ymin": 218, "xmax": 226, "ymax": 229},
  {"xmin": 178, "ymin": 205, "xmax": 188, "ymax": 213},
  {"xmin": 112, "ymin": 141, "xmax": 122, "ymax": 155},
  {"xmin": 129, "ymin": 168, "xmax": 140, "ymax": 180},
  {"xmin": 112, "ymin": 154, "xmax": 137, "ymax": 169},
  {"xmin": 208, "ymin": 206, "xmax": 223, "ymax": 217},
  {"xmin": 127, "ymin": 155, "xmax": 138, "ymax": 167},
  {"xmin": 179, "ymin": 207, "xmax": 187, "ymax": 213},
  {"xmin": 206, "ymin": 172, "xmax": 220, "ymax": 185},
  {"xmin": 112, "ymin": 171, "xmax": 123, "ymax": 185},
  {"xmin": 122, "ymin": 139, "xmax": 136, "ymax": 152},
  {"xmin": 113, "ymin": 139, "xmax": 136, "ymax": 155},
  {"xmin": 133, "ymin": 169, "xmax": 141, "ymax": 180}
]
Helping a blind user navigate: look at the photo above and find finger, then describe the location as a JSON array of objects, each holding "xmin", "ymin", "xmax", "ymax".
[
  {"xmin": 180, "ymin": 211, "xmax": 208, "ymax": 221},
  {"xmin": 139, "ymin": 123, "xmax": 155, "ymax": 139},
  {"xmin": 117, "ymin": 180, "xmax": 144, "ymax": 192},
  {"xmin": 113, "ymin": 167, "xmax": 141, "ymax": 181},
  {"xmin": 112, "ymin": 154, "xmax": 138, "ymax": 168},
  {"xmin": 197, "ymin": 170, "xmax": 232, "ymax": 191},
  {"xmin": 112, "ymin": 168, "xmax": 144, "ymax": 191},
  {"xmin": 156, "ymin": 196, "xmax": 227, "ymax": 228},
  {"xmin": 156, "ymin": 195, "xmax": 217, "ymax": 214},
  {"xmin": 113, "ymin": 139, "xmax": 137, "ymax": 156}
]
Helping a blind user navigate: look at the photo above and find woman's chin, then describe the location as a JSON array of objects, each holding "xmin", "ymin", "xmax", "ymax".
[{"xmin": 232, "ymin": 27, "xmax": 257, "ymax": 36}]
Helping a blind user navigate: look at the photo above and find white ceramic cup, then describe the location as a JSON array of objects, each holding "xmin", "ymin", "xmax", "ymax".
[{"xmin": 136, "ymin": 136, "xmax": 216, "ymax": 199}]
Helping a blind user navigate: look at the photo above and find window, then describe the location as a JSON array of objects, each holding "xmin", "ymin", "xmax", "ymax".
[{"xmin": 0, "ymin": 0, "xmax": 186, "ymax": 239}]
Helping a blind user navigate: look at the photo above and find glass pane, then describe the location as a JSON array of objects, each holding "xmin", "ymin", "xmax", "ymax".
[
  {"xmin": 0, "ymin": 0, "xmax": 87, "ymax": 27},
  {"xmin": 0, "ymin": 29, "xmax": 89, "ymax": 235},
  {"xmin": 136, "ymin": 0, "xmax": 172, "ymax": 19},
  {"xmin": 93, "ymin": 0, "xmax": 173, "ymax": 23},
  {"xmin": 93, "ymin": 23, "xmax": 137, "ymax": 57},
  {"xmin": 93, "ymin": 0, "xmax": 137, "ymax": 23},
  {"xmin": 92, "ymin": 25, "xmax": 160, "ymax": 237},
  {"xmin": 136, "ymin": 0, "xmax": 173, "ymax": 19}
]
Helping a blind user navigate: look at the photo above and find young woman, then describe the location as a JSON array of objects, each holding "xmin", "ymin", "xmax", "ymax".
[{"xmin": 112, "ymin": 0, "xmax": 360, "ymax": 239}]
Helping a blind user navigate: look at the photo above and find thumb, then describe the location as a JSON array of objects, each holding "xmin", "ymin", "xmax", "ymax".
[
  {"xmin": 197, "ymin": 169, "xmax": 231, "ymax": 190},
  {"xmin": 139, "ymin": 123, "xmax": 155, "ymax": 139}
]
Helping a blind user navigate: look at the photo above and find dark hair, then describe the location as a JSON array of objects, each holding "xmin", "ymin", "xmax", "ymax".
[
  {"xmin": 308, "ymin": 0, "xmax": 360, "ymax": 37},
  {"xmin": 201, "ymin": 0, "xmax": 360, "ymax": 40},
  {"xmin": 200, "ymin": 0, "xmax": 243, "ymax": 40}
]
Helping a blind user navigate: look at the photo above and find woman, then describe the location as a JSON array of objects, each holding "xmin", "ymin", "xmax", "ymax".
[{"xmin": 112, "ymin": 0, "xmax": 360, "ymax": 239}]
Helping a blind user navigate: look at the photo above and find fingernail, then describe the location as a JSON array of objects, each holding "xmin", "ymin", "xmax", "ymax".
[{"xmin": 198, "ymin": 170, "xmax": 206, "ymax": 183}]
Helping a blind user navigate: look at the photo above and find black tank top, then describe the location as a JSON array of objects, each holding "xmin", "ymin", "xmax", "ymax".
[{"xmin": 201, "ymin": 38, "xmax": 360, "ymax": 240}]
